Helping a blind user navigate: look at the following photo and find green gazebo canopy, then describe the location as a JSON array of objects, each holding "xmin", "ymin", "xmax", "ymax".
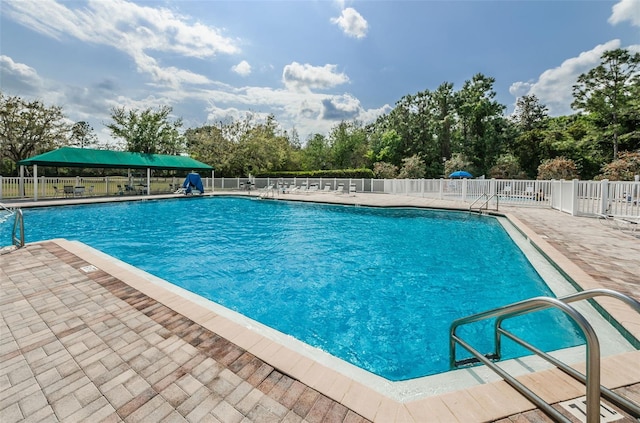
[{"xmin": 19, "ymin": 147, "xmax": 213, "ymax": 171}]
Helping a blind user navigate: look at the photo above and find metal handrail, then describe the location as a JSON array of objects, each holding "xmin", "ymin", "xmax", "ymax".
[
  {"xmin": 449, "ymin": 289, "xmax": 640, "ymax": 423},
  {"xmin": 12, "ymin": 209, "xmax": 24, "ymax": 248},
  {"xmin": 468, "ymin": 193, "xmax": 499, "ymax": 212}
]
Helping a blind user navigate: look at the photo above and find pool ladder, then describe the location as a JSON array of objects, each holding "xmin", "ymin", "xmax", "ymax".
[
  {"xmin": 0, "ymin": 203, "xmax": 24, "ymax": 249},
  {"xmin": 469, "ymin": 193, "xmax": 499, "ymax": 213},
  {"xmin": 450, "ymin": 288, "xmax": 640, "ymax": 423}
]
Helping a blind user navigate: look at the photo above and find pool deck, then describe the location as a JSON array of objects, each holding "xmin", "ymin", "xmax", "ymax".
[{"xmin": 1, "ymin": 191, "xmax": 639, "ymax": 422}]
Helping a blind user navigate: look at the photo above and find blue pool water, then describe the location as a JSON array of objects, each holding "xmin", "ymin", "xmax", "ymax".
[{"xmin": 2, "ymin": 197, "xmax": 584, "ymax": 380}]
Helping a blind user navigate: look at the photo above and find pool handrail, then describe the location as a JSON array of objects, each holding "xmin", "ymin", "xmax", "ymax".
[
  {"xmin": 449, "ymin": 288, "xmax": 640, "ymax": 423},
  {"xmin": 12, "ymin": 208, "xmax": 24, "ymax": 248},
  {"xmin": 468, "ymin": 192, "xmax": 499, "ymax": 212}
]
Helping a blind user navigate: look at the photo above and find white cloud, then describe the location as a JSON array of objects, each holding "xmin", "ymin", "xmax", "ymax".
[
  {"xmin": 321, "ymin": 94, "xmax": 361, "ymax": 120},
  {"xmin": 609, "ymin": 0, "xmax": 640, "ymax": 27},
  {"xmin": 509, "ymin": 40, "xmax": 622, "ymax": 116},
  {"xmin": 3, "ymin": 0, "xmax": 240, "ymax": 88},
  {"xmin": 0, "ymin": 55, "xmax": 42, "ymax": 88},
  {"xmin": 231, "ymin": 60, "xmax": 252, "ymax": 77},
  {"xmin": 331, "ymin": 7, "xmax": 368, "ymax": 39},
  {"xmin": 282, "ymin": 62, "xmax": 349, "ymax": 91}
]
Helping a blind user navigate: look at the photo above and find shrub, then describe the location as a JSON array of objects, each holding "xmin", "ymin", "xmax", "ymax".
[
  {"xmin": 373, "ymin": 162, "xmax": 398, "ymax": 179},
  {"xmin": 398, "ymin": 155, "xmax": 426, "ymax": 179},
  {"xmin": 537, "ymin": 157, "xmax": 579, "ymax": 180},
  {"xmin": 597, "ymin": 151, "xmax": 640, "ymax": 181}
]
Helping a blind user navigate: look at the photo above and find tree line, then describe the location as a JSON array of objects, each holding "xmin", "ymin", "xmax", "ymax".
[{"xmin": 1, "ymin": 48, "xmax": 639, "ymax": 180}]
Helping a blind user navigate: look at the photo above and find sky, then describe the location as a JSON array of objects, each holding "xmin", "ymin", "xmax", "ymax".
[{"xmin": 1, "ymin": 0, "xmax": 639, "ymax": 148}]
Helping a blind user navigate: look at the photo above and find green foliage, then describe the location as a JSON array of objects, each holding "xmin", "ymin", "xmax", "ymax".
[
  {"xmin": 107, "ymin": 105, "xmax": 184, "ymax": 155},
  {"xmin": 0, "ymin": 92, "xmax": 70, "ymax": 175},
  {"xmin": 597, "ymin": 151, "xmax": 640, "ymax": 181},
  {"xmin": 398, "ymin": 155, "xmax": 426, "ymax": 179},
  {"xmin": 488, "ymin": 154, "xmax": 527, "ymax": 179},
  {"xmin": 537, "ymin": 157, "xmax": 579, "ymax": 180},
  {"xmin": 373, "ymin": 161, "xmax": 398, "ymax": 179},
  {"xmin": 327, "ymin": 121, "xmax": 369, "ymax": 169},
  {"xmin": 301, "ymin": 134, "xmax": 330, "ymax": 170},
  {"xmin": 366, "ymin": 129, "xmax": 402, "ymax": 164}
]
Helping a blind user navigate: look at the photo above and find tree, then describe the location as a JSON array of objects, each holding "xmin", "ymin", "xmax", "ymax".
[
  {"xmin": 106, "ymin": 105, "xmax": 185, "ymax": 154},
  {"xmin": 572, "ymin": 48, "xmax": 640, "ymax": 160},
  {"xmin": 184, "ymin": 124, "xmax": 234, "ymax": 176},
  {"xmin": 328, "ymin": 121, "xmax": 369, "ymax": 169},
  {"xmin": 70, "ymin": 121, "xmax": 98, "ymax": 149},
  {"xmin": 454, "ymin": 73, "xmax": 506, "ymax": 175},
  {"xmin": 301, "ymin": 134, "xmax": 330, "ymax": 170},
  {"xmin": 0, "ymin": 93, "xmax": 70, "ymax": 175},
  {"xmin": 510, "ymin": 95, "xmax": 549, "ymax": 177}
]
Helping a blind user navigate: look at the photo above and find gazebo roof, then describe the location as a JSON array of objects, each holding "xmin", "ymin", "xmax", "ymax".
[{"xmin": 18, "ymin": 147, "xmax": 213, "ymax": 170}]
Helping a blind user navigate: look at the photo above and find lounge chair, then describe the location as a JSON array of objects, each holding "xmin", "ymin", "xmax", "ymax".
[
  {"xmin": 288, "ymin": 184, "xmax": 299, "ymax": 194},
  {"xmin": 53, "ymin": 186, "xmax": 62, "ymax": 198},
  {"xmin": 321, "ymin": 184, "xmax": 332, "ymax": 193},
  {"xmin": 258, "ymin": 185, "xmax": 275, "ymax": 198},
  {"xmin": 333, "ymin": 184, "xmax": 344, "ymax": 194},
  {"xmin": 349, "ymin": 183, "xmax": 357, "ymax": 195},
  {"xmin": 598, "ymin": 214, "xmax": 639, "ymax": 234}
]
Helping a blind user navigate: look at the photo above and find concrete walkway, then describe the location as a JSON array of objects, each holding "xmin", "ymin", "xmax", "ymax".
[{"xmin": 1, "ymin": 192, "xmax": 639, "ymax": 422}]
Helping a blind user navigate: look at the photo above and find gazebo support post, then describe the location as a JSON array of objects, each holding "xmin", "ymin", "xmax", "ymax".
[
  {"xmin": 33, "ymin": 164, "xmax": 38, "ymax": 201},
  {"xmin": 19, "ymin": 165, "xmax": 25, "ymax": 199},
  {"xmin": 146, "ymin": 168, "xmax": 151, "ymax": 196}
]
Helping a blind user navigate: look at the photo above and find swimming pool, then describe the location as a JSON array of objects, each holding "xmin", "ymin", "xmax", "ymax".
[{"xmin": 3, "ymin": 197, "xmax": 585, "ymax": 380}]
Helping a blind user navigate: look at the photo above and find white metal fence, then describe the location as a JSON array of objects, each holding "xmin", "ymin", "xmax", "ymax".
[{"xmin": 1, "ymin": 175, "xmax": 638, "ymax": 217}]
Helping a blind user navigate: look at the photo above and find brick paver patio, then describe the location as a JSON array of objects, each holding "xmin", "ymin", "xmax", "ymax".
[{"xmin": 1, "ymin": 193, "xmax": 639, "ymax": 422}]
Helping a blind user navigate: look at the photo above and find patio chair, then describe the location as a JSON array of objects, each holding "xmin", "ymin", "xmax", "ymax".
[
  {"xmin": 349, "ymin": 183, "xmax": 357, "ymax": 195},
  {"xmin": 87, "ymin": 186, "xmax": 95, "ymax": 196},
  {"xmin": 333, "ymin": 184, "xmax": 344, "ymax": 194},
  {"xmin": 63, "ymin": 186, "xmax": 74, "ymax": 198},
  {"xmin": 53, "ymin": 186, "xmax": 62, "ymax": 198}
]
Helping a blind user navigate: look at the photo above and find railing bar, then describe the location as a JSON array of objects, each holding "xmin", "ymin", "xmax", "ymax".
[
  {"xmin": 452, "ymin": 335, "xmax": 572, "ymax": 423},
  {"xmin": 451, "ymin": 296, "xmax": 603, "ymax": 423},
  {"xmin": 498, "ymin": 328, "xmax": 640, "ymax": 417}
]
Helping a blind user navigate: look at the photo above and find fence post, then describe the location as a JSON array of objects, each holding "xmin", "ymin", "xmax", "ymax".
[
  {"xmin": 599, "ymin": 179, "xmax": 609, "ymax": 215},
  {"xmin": 0, "ymin": 176, "xmax": 3, "ymax": 199},
  {"xmin": 462, "ymin": 178, "xmax": 468, "ymax": 202},
  {"xmin": 570, "ymin": 179, "xmax": 579, "ymax": 216}
]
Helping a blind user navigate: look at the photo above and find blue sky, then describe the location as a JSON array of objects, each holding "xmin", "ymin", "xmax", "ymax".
[{"xmin": 1, "ymin": 0, "xmax": 639, "ymax": 147}]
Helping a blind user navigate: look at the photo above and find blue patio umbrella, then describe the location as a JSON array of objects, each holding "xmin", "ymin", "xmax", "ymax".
[{"xmin": 449, "ymin": 170, "xmax": 473, "ymax": 179}]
